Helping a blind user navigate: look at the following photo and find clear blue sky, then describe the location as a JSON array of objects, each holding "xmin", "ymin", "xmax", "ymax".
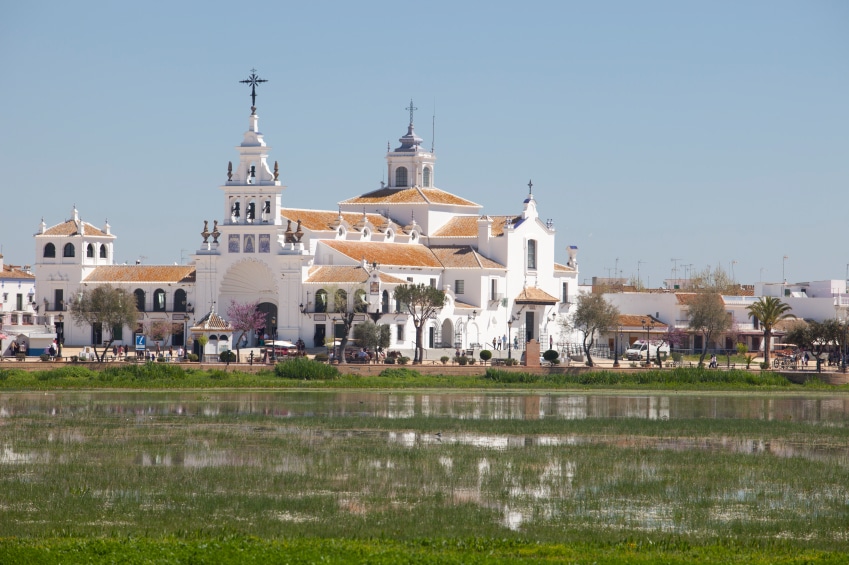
[{"xmin": 2, "ymin": 1, "xmax": 847, "ymax": 287}]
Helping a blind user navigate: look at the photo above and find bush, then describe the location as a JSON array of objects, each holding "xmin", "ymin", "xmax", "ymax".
[
  {"xmin": 479, "ymin": 350, "xmax": 492, "ymax": 363},
  {"xmin": 313, "ymin": 353, "xmax": 329, "ymax": 363},
  {"xmin": 219, "ymin": 350, "xmax": 237, "ymax": 363},
  {"xmin": 542, "ymin": 349, "xmax": 559, "ymax": 363},
  {"xmin": 40, "ymin": 353, "xmax": 51, "ymax": 362},
  {"xmin": 274, "ymin": 357, "xmax": 339, "ymax": 380},
  {"xmin": 384, "ymin": 357, "xmax": 396, "ymax": 364},
  {"xmin": 468, "ymin": 357, "xmax": 476, "ymax": 365},
  {"xmin": 457, "ymin": 356, "xmax": 468, "ymax": 366},
  {"xmin": 398, "ymin": 356, "xmax": 410, "ymax": 365},
  {"xmin": 379, "ymin": 367, "xmax": 422, "ymax": 379},
  {"xmin": 440, "ymin": 356, "xmax": 450, "ymax": 365},
  {"xmin": 188, "ymin": 353, "xmax": 199, "ymax": 362},
  {"xmin": 16, "ymin": 353, "xmax": 26, "ymax": 361}
]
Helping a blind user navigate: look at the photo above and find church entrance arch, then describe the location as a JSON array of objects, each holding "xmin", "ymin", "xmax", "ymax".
[
  {"xmin": 440, "ymin": 318, "xmax": 454, "ymax": 348},
  {"xmin": 219, "ymin": 259, "xmax": 278, "ymax": 346}
]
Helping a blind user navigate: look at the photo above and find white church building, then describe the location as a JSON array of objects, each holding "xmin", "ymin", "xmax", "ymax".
[{"xmin": 33, "ymin": 80, "xmax": 579, "ymax": 358}]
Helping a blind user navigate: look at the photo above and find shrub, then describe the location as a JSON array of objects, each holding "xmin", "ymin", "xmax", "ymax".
[
  {"xmin": 40, "ymin": 353, "xmax": 51, "ymax": 362},
  {"xmin": 468, "ymin": 357, "xmax": 476, "ymax": 365},
  {"xmin": 504, "ymin": 358, "xmax": 518, "ymax": 366},
  {"xmin": 398, "ymin": 356, "xmax": 410, "ymax": 365},
  {"xmin": 440, "ymin": 356, "xmax": 450, "ymax": 365},
  {"xmin": 274, "ymin": 357, "xmax": 339, "ymax": 380},
  {"xmin": 384, "ymin": 357, "xmax": 396, "ymax": 364},
  {"xmin": 188, "ymin": 353, "xmax": 199, "ymax": 362},
  {"xmin": 542, "ymin": 349, "xmax": 559, "ymax": 363},
  {"xmin": 479, "ymin": 350, "xmax": 492, "ymax": 364},
  {"xmin": 379, "ymin": 367, "xmax": 422, "ymax": 379},
  {"xmin": 219, "ymin": 350, "xmax": 237, "ymax": 363},
  {"xmin": 457, "ymin": 356, "xmax": 468, "ymax": 366},
  {"xmin": 313, "ymin": 352, "xmax": 329, "ymax": 363},
  {"xmin": 16, "ymin": 353, "xmax": 26, "ymax": 361}
]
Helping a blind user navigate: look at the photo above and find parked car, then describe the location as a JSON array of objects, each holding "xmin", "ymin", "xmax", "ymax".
[{"xmin": 625, "ymin": 340, "xmax": 669, "ymax": 361}]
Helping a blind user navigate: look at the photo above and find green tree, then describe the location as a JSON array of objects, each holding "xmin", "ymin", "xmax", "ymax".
[
  {"xmin": 393, "ymin": 284, "xmax": 446, "ymax": 364},
  {"xmin": 746, "ymin": 296, "xmax": 794, "ymax": 368},
  {"xmin": 352, "ymin": 321, "xmax": 390, "ymax": 362},
  {"xmin": 327, "ymin": 285, "xmax": 364, "ymax": 365},
  {"xmin": 564, "ymin": 292, "xmax": 619, "ymax": 367},
  {"xmin": 687, "ymin": 292, "xmax": 732, "ymax": 367},
  {"xmin": 69, "ymin": 285, "xmax": 138, "ymax": 362}
]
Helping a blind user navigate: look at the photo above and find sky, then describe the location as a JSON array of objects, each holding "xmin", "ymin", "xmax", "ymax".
[{"xmin": 1, "ymin": 1, "xmax": 847, "ymax": 288}]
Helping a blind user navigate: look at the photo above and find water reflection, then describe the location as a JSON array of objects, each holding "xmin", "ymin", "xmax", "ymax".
[{"xmin": 2, "ymin": 391, "xmax": 849, "ymax": 423}]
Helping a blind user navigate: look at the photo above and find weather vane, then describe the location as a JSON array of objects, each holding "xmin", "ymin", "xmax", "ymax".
[{"xmin": 240, "ymin": 69, "xmax": 268, "ymax": 110}]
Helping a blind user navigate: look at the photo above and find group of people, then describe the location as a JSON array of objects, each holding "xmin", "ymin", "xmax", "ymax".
[
  {"xmin": 490, "ymin": 335, "xmax": 519, "ymax": 351},
  {"xmin": 6, "ymin": 341, "xmax": 26, "ymax": 357}
]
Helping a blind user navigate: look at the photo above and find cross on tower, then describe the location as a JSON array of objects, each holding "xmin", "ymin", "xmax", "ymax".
[
  {"xmin": 406, "ymin": 99, "xmax": 417, "ymax": 125},
  {"xmin": 239, "ymin": 69, "xmax": 268, "ymax": 110},
  {"xmin": 527, "ymin": 179, "xmax": 533, "ymax": 194}
]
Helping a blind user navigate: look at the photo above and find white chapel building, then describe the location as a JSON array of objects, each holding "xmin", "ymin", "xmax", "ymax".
[{"xmin": 33, "ymin": 85, "xmax": 580, "ymax": 357}]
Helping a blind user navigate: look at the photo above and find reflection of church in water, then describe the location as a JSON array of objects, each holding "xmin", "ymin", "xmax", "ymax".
[{"xmin": 35, "ymin": 72, "xmax": 580, "ymax": 353}]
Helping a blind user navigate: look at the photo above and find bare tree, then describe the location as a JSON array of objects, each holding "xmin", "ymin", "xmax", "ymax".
[{"xmin": 687, "ymin": 293, "xmax": 731, "ymax": 367}]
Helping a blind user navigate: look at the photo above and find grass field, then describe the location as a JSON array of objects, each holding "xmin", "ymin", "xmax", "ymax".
[{"xmin": 1, "ymin": 364, "xmax": 847, "ymax": 563}]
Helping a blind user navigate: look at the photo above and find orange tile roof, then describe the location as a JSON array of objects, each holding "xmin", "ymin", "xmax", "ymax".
[
  {"xmin": 321, "ymin": 240, "xmax": 443, "ymax": 268},
  {"xmin": 554, "ymin": 262, "xmax": 575, "ymax": 272},
  {"xmin": 280, "ymin": 209, "xmax": 394, "ymax": 233},
  {"xmin": 431, "ymin": 215, "xmax": 518, "ymax": 237},
  {"xmin": 617, "ymin": 314, "xmax": 668, "ymax": 328},
  {"xmin": 43, "ymin": 220, "xmax": 109, "ymax": 237},
  {"xmin": 1, "ymin": 264, "xmax": 35, "ymax": 280},
  {"xmin": 675, "ymin": 293, "xmax": 700, "ymax": 305},
  {"xmin": 515, "ymin": 286, "xmax": 559, "ymax": 304},
  {"xmin": 83, "ymin": 265, "xmax": 196, "ymax": 284},
  {"xmin": 340, "ymin": 187, "xmax": 479, "ymax": 207},
  {"xmin": 304, "ymin": 266, "xmax": 409, "ymax": 284},
  {"xmin": 192, "ymin": 311, "xmax": 232, "ymax": 331},
  {"xmin": 429, "ymin": 246, "xmax": 504, "ymax": 269}
]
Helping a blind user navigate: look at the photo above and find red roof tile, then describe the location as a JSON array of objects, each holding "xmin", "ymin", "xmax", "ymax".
[{"xmin": 83, "ymin": 265, "xmax": 196, "ymax": 284}]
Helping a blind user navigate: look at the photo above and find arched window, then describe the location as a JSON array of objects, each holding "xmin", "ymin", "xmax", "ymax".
[
  {"xmin": 382, "ymin": 290, "xmax": 390, "ymax": 313},
  {"xmin": 99, "ymin": 244, "xmax": 107, "ymax": 259},
  {"xmin": 315, "ymin": 289, "xmax": 328, "ymax": 313},
  {"xmin": 354, "ymin": 289, "xmax": 368, "ymax": 313},
  {"xmin": 527, "ymin": 239, "xmax": 537, "ymax": 270},
  {"xmin": 335, "ymin": 289, "xmax": 348, "ymax": 313},
  {"xmin": 134, "ymin": 289, "xmax": 146, "ymax": 312},
  {"xmin": 423, "ymin": 166, "xmax": 431, "ymax": 187},
  {"xmin": 174, "ymin": 289, "xmax": 187, "ymax": 312},
  {"xmin": 246, "ymin": 200, "xmax": 256, "ymax": 223},
  {"xmin": 395, "ymin": 167, "xmax": 408, "ymax": 187},
  {"xmin": 153, "ymin": 289, "xmax": 166, "ymax": 312},
  {"xmin": 86, "ymin": 244, "xmax": 94, "ymax": 258},
  {"xmin": 44, "ymin": 243, "xmax": 56, "ymax": 258},
  {"xmin": 63, "ymin": 243, "xmax": 75, "ymax": 258}
]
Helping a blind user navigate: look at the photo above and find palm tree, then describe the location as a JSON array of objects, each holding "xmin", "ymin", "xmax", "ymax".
[{"xmin": 747, "ymin": 297, "xmax": 794, "ymax": 368}]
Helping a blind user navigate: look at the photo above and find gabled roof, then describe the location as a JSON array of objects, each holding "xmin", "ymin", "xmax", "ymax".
[
  {"xmin": 515, "ymin": 286, "xmax": 559, "ymax": 305},
  {"xmin": 304, "ymin": 265, "xmax": 406, "ymax": 285},
  {"xmin": 617, "ymin": 314, "xmax": 668, "ymax": 329},
  {"xmin": 340, "ymin": 187, "xmax": 479, "ymax": 207},
  {"xmin": 431, "ymin": 215, "xmax": 518, "ymax": 237},
  {"xmin": 675, "ymin": 293, "xmax": 700, "ymax": 305},
  {"xmin": 429, "ymin": 246, "xmax": 504, "ymax": 269},
  {"xmin": 1, "ymin": 264, "xmax": 35, "ymax": 280},
  {"xmin": 191, "ymin": 310, "xmax": 231, "ymax": 331},
  {"xmin": 83, "ymin": 265, "xmax": 196, "ymax": 284},
  {"xmin": 280, "ymin": 209, "xmax": 395, "ymax": 233},
  {"xmin": 554, "ymin": 262, "xmax": 575, "ymax": 273},
  {"xmin": 321, "ymin": 240, "xmax": 443, "ymax": 268},
  {"xmin": 42, "ymin": 219, "xmax": 108, "ymax": 237}
]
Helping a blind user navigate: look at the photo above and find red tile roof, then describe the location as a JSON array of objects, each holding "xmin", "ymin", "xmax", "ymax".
[
  {"xmin": 83, "ymin": 265, "xmax": 196, "ymax": 284},
  {"xmin": 429, "ymin": 246, "xmax": 504, "ymax": 269},
  {"xmin": 305, "ymin": 266, "xmax": 406, "ymax": 285},
  {"xmin": 617, "ymin": 314, "xmax": 668, "ymax": 328},
  {"xmin": 515, "ymin": 286, "xmax": 559, "ymax": 304},
  {"xmin": 321, "ymin": 240, "xmax": 443, "ymax": 268},
  {"xmin": 0, "ymin": 264, "xmax": 35, "ymax": 280},
  {"xmin": 280, "ymin": 209, "xmax": 394, "ymax": 233},
  {"xmin": 431, "ymin": 215, "xmax": 518, "ymax": 237},
  {"xmin": 43, "ymin": 220, "xmax": 109, "ymax": 237},
  {"xmin": 340, "ymin": 187, "xmax": 479, "ymax": 207}
]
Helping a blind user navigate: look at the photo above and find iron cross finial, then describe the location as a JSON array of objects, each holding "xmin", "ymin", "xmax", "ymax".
[
  {"xmin": 406, "ymin": 99, "xmax": 417, "ymax": 125},
  {"xmin": 240, "ymin": 69, "xmax": 268, "ymax": 110},
  {"xmin": 528, "ymin": 179, "xmax": 533, "ymax": 194}
]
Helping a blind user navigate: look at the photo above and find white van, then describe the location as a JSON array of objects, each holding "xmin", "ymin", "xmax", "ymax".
[{"xmin": 625, "ymin": 340, "xmax": 670, "ymax": 361}]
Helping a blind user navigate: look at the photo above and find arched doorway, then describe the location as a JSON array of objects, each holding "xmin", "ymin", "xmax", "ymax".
[
  {"xmin": 257, "ymin": 302, "xmax": 278, "ymax": 343},
  {"xmin": 441, "ymin": 318, "xmax": 454, "ymax": 348}
]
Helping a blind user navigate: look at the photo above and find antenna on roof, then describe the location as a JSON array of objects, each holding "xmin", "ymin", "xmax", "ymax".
[{"xmin": 431, "ymin": 99, "xmax": 436, "ymax": 153}]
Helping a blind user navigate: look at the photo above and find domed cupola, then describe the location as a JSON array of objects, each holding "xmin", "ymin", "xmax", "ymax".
[{"xmin": 386, "ymin": 100, "xmax": 436, "ymax": 189}]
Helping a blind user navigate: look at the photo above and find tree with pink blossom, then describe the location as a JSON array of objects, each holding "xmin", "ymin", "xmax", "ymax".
[{"xmin": 226, "ymin": 300, "xmax": 267, "ymax": 359}]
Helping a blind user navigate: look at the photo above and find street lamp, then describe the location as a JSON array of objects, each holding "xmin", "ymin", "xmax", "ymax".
[
  {"xmin": 270, "ymin": 316, "xmax": 277, "ymax": 362},
  {"xmin": 641, "ymin": 317, "xmax": 656, "ymax": 367},
  {"xmin": 55, "ymin": 313, "xmax": 64, "ymax": 359},
  {"xmin": 507, "ymin": 320, "xmax": 513, "ymax": 361},
  {"xmin": 613, "ymin": 323, "xmax": 621, "ymax": 368}
]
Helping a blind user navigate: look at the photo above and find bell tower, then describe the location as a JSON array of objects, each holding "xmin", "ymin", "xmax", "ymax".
[{"xmin": 385, "ymin": 99, "xmax": 436, "ymax": 189}]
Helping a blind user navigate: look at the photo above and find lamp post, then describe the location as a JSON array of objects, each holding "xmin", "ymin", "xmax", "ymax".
[
  {"xmin": 613, "ymin": 323, "xmax": 621, "ymax": 368},
  {"xmin": 641, "ymin": 317, "xmax": 656, "ymax": 367},
  {"xmin": 270, "ymin": 316, "xmax": 277, "ymax": 362},
  {"xmin": 55, "ymin": 313, "xmax": 64, "ymax": 359},
  {"xmin": 507, "ymin": 320, "xmax": 513, "ymax": 361}
]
